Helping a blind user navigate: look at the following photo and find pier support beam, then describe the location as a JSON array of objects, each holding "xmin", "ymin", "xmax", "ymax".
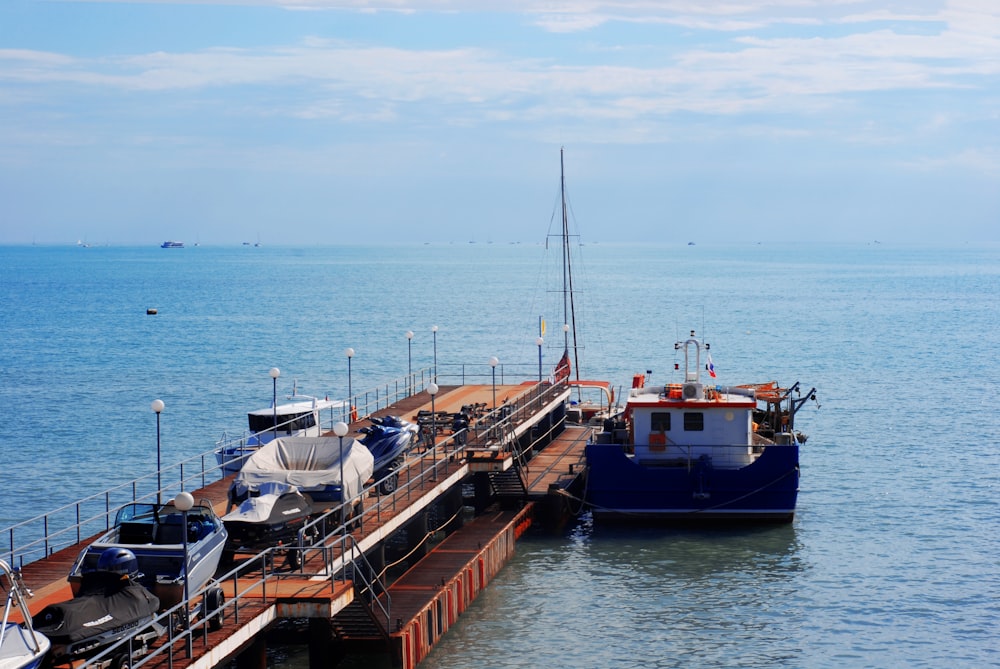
[
  {"xmin": 235, "ymin": 633, "xmax": 267, "ymax": 669},
  {"xmin": 308, "ymin": 618, "xmax": 338, "ymax": 669},
  {"xmin": 407, "ymin": 511, "xmax": 429, "ymax": 561},
  {"xmin": 472, "ymin": 473, "xmax": 492, "ymax": 514}
]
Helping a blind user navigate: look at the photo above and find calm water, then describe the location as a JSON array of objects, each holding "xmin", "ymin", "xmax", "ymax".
[{"xmin": 1, "ymin": 241, "xmax": 998, "ymax": 668}]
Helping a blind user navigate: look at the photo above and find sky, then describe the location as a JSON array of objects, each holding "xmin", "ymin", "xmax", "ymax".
[{"xmin": 1, "ymin": 0, "xmax": 998, "ymax": 246}]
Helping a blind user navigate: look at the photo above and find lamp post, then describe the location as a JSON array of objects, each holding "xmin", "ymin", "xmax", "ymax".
[
  {"xmin": 431, "ymin": 325, "xmax": 438, "ymax": 382},
  {"xmin": 174, "ymin": 490, "xmax": 194, "ymax": 657},
  {"xmin": 151, "ymin": 399, "xmax": 164, "ymax": 504},
  {"xmin": 345, "ymin": 348, "xmax": 354, "ymax": 421},
  {"xmin": 406, "ymin": 331, "xmax": 413, "ymax": 395},
  {"xmin": 334, "ymin": 421, "xmax": 349, "ymax": 532},
  {"xmin": 269, "ymin": 367, "xmax": 280, "ymax": 440},
  {"xmin": 535, "ymin": 337, "xmax": 544, "ymax": 382},
  {"xmin": 489, "ymin": 356, "xmax": 499, "ymax": 409},
  {"xmin": 427, "ymin": 383, "xmax": 438, "ymax": 481}
]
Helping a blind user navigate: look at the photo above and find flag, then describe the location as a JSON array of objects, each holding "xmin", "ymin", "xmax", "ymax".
[
  {"xmin": 554, "ymin": 350, "xmax": 571, "ymax": 383},
  {"xmin": 707, "ymin": 354, "xmax": 717, "ymax": 378},
  {"xmin": 540, "ymin": 318, "xmax": 546, "ymax": 336}
]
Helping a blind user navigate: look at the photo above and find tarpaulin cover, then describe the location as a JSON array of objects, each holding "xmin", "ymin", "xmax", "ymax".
[
  {"xmin": 32, "ymin": 576, "xmax": 159, "ymax": 645},
  {"xmin": 233, "ymin": 437, "xmax": 374, "ymax": 501}
]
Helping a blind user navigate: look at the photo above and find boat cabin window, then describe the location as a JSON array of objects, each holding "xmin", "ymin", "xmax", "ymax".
[
  {"xmin": 651, "ymin": 412, "xmax": 671, "ymax": 432},
  {"xmin": 683, "ymin": 412, "xmax": 704, "ymax": 431},
  {"xmin": 248, "ymin": 410, "xmax": 316, "ymax": 433}
]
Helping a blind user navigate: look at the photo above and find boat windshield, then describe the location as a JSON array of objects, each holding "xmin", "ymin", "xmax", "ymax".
[{"xmin": 115, "ymin": 503, "xmax": 157, "ymax": 525}]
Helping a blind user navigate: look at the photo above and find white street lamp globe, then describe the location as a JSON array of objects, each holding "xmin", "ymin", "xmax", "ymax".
[
  {"xmin": 428, "ymin": 383, "xmax": 439, "ymax": 396},
  {"xmin": 174, "ymin": 491, "xmax": 194, "ymax": 512},
  {"xmin": 345, "ymin": 348, "xmax": 355, "ymax": 358},
  {"xmin": 489, "ymin": 356, "xmax": 499, "ymax": 368},
  {"xmin": 269, "ymin": 367, "xmax": 280, "ymax": 379},
  {"xmin": 151, "ymin": 399, "xmax": 164, "ymax": 414},
  {"xmin": 333, "ymin": 421, "xmax": 349, "ymax": 437}
]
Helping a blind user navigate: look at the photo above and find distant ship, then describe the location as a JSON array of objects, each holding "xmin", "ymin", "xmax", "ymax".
[{"xmin": 160, "ymin": 241, "xmax": 184, "ymax": 249}]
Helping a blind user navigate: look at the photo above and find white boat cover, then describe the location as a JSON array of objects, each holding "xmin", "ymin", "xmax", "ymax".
[
  {"xmin": 234, "ymin": 437, "xmax": 374, "ymax": 501},
  {"xmin": 222, "ymin": 482, "xmax": 307, "ymax": 524}
]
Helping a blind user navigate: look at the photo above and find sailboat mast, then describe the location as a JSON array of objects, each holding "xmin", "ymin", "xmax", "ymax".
[{"xmin": 560, "ymin": 148, "xmax": 581, "ymax": 381}]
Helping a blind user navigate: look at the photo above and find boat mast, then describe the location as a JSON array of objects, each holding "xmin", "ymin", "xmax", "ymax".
[{"xmin": 560, "ymin": 147, "xmax": 580, "ymax": 381}]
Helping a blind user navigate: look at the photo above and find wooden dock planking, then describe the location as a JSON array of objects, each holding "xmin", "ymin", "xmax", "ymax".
[{"xmin": 523, "ymin": 424, "xmax": 592, "ymax": 497}]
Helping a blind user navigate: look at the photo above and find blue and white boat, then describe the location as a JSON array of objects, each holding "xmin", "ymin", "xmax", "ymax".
[
  {"xmin": 159, "ymin": 241, "xmax": 184, "ymax": 248},
  {"xmin": 215, "ymin": 395, "xmax": 344, "ymax": 474},
  {"xmin": 584, "ymin": 331, "xmax": 816, "ymax": 522},
  {"xmin": 0, "ymin": 560, "xmax": 50, "ymax": 669},
  {"xmin": 67, "ymin": 497, "xmax": 228, "ymax": 611}
]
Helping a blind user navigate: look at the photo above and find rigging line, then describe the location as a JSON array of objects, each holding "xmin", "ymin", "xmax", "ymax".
[{"xmin": 559, "ymin": 147, "xmax": 582, "ymax": 381}]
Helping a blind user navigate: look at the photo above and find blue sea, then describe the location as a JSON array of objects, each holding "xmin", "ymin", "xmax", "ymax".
[{"xmin": 1, "ymin": 241, "xmax": 998, "ymax": 668}]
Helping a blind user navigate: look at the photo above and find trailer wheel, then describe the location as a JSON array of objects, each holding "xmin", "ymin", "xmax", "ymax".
[
  {"xmin": 110, "ymin": 653, "xmax": 132, "ymax": 669},
  {"xmin": 204, "ymin": 586, "xmax": 225, "ymax": 632},
  {"xmin": 378, "ymin": 471, "xmax": 399, "ymax": 495}
]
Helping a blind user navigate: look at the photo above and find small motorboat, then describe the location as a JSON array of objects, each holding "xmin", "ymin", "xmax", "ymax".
[
  {"xmin": 0, "ymin": 559, "xmax": 50, "ymax": 669},
  {"xmin": 32, "ymin": 548, "xmax": 164, "ymax": 667},
  {"xmin": 229, "ymin": 436, "xmax": 374, "ymax": 531},
  {"xmin": 68, "ymin": 497, "xmax": 228, "ymax": 613},
  {"xmin": 222, "ymin": 482, "xmax": 316, "ymax": 566},
  {"xmin": 215, "ymin": 394, "xmax": 345, "ymax": 474},
  {"xmin": 358, "ymin": 415, "xmax": 418, "ymax": 494}
]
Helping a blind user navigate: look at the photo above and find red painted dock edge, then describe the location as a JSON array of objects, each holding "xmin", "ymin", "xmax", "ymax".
[{"xmin": 388, "ymin": 505, "xmax": 533, "ymax": 669}]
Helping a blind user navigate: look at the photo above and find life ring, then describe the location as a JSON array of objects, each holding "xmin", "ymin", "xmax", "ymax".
[{"xmin": 350, "ymin": 405, "xmax": 358, "ymax": 422}]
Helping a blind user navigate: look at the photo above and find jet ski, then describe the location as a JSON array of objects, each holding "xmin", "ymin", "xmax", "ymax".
[
  {"xmin": 33, "ymin": 548, "xmax": 164, "ymax": 667},
  {"xmin": 223, "ymin": 482, "xmax": 316, "ymax": 567},
  {"xmin": 359, "ymin": 415, "xmax": 418, "ymax": 495}
]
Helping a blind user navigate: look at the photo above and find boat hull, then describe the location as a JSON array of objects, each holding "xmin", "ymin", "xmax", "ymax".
[
  {"xmin": 584, "ymin": 442, "xmax": 799, "ymax": 523},
  {"xmin": 0, "ymin": 624, "xmax": 50, "ymax": 669}
]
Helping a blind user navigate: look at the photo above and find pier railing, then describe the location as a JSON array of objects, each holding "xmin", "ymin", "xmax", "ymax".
[
  {"xmin": 2, "ymin": 371, "xmax": 566, "ymax": 569},
  {"xmin": 2, "ymin": 371, "xmax": 569, "ymax": 669},
  {"xmin": 77, "ymin": 532, "xmax": 376, "ymax": 669}
]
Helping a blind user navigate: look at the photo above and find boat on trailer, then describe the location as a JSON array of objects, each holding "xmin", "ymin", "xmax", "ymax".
[
  {"xmin": 215, "ymin": 394, "xmax": 344, "ymax": 474},
  {"xmin": 67, "ymin": 497, "xmax": 228, "ymax": 613},
  {"xmin": 584, "ymin": 330, "xmax": 817, "ymax": 522},
  {"xmin": 33, "ymin": 549, "xmax": 164, "ymax": 668}
]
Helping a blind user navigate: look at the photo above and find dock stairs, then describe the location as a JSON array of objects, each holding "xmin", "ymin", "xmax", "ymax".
[{"xmin": 331, "ymin": 599, "xmax": 391, "ymax": 649}]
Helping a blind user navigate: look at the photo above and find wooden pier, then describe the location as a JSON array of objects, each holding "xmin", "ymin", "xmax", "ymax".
[{"xmin": 7, "ymin": 380, "xmax": 594, "ymax": 669}]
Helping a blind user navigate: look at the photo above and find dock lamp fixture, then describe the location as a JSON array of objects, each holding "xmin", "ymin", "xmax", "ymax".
[
  {"xmin": 536, "ymin": 337, "xmax": 544, "ymax": 382},
  {"xmin": 432, "ymin": 325, "xmax": 438, "ymax": 382},
  {"xmin": 269, "ymin": 367, "xmax": 280, "ymax": 440},
  {"xmin": 345, "ymin": 348, "xmax": 355, "ymax": 421},
  {"xmin": 489, "ymin": 356, "xmax": 499, "ymax": 409},
  {"xmin": 428, "ymin": 383, "xmax": 439, "ymax": 481},
  {"xmin": 563, "ymin": 323, "xmax": 570, "ymax": 350},
  {"xmin": 174, "ymin": 491, "xmax": 195, "ymax": 657},
  {"xmin": 334, "ymin": 421, "xmax": 349, "ymax": 532},
  {"xmin": 151, "ymin": 399, "xmax": 164, "ymax": 504},
  {"xmin": 406, "ymin": 331, "xmax": 414, "ymax": 394}
]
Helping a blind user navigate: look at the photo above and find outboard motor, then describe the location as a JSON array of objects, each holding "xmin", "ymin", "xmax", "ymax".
[{"xmin": 97, "ymin": 547, "xmax": 140, "ymax": 579}]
